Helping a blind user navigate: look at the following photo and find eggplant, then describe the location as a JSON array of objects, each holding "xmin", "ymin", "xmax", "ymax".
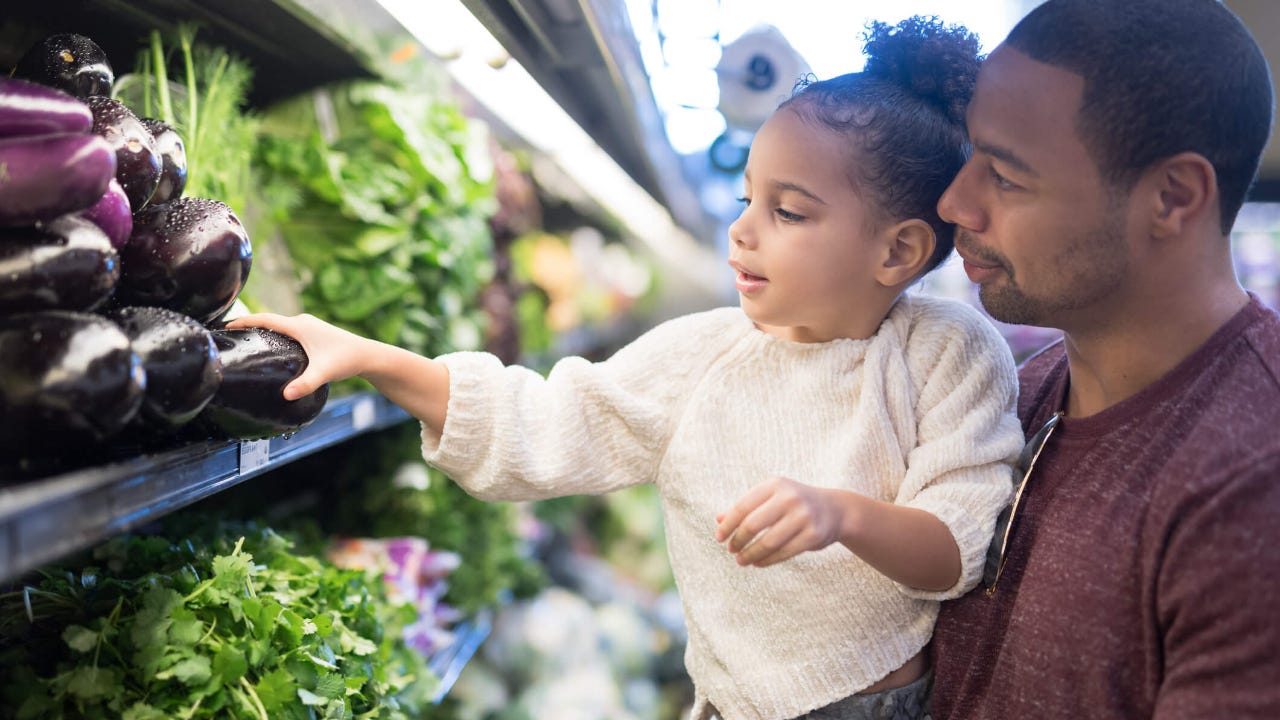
[
  {"xmin": 12, "ymin": 34, "xmax": 114, "ymax": 99},
  {"xmin": 0, "ymin": 132, "xmax": 116, "ymax": 226},
  {"xmin": 106, "ymin": 306, "xmax": 221, "ymax": 430},
  {"xmin": 139, "ymin": 118, "xmax": 187, "ymax": 205},
  {"xmin": 114, "ymin": 197, "xmax": 252, "ymax": 324},
  {"xmin": 0, "ymin": 214, "xmax": 118, "ymax": 314},
  {"xmin": 197, "ymin": 327, "xmax": 328, "ymax": 440},
  {"xmin": 0, "ymin": 77, "xmax": 93, "ymax": 138},
  {"xmin": 85, "ymin": 96, "xmax": 160, "ymax": 211},
  {"xmin": 80, "ymin": 177, "xmax": 132, "ymax": 249},
  {"xmin": 0, "ymin": 310, "xmax": 144, "ymax": 452}
]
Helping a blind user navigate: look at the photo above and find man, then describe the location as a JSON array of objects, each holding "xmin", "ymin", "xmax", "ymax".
[{"xmin": 930, "ymin": 0, "xmax": 1280, "ymax": 718}]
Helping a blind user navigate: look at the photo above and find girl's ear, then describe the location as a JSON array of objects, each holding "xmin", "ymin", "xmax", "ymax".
[{"xmin": 876, "ymin": 219, "xmax": 934, "ymax": 287}]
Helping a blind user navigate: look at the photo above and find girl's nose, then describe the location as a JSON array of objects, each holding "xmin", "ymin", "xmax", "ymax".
[{"xmin": 728, "ymin": 213, "xmax": 754, "ymax": 249}]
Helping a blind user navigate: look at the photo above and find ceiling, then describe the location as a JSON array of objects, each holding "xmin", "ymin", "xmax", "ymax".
[{"xmin": 464, "ymin": 0, "xmax": 1280, "ymax": 210}]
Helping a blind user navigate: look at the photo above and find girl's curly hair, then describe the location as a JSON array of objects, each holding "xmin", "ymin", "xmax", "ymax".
[{"xmin": 782, "ymin": 16, "xmax": 983, "ymax": 272}]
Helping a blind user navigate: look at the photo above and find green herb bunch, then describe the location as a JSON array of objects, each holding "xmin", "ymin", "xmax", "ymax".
[
  {"xmin": 118, "ymin": 26, "xmax": 259, "ymax": 226},
  {"xmin": 0, "ymin": 524, "xmax": 437, "ymax": 719},
  {"xmin": 255, "ymin": 80, "xmax": 497, "ymax": 384}
]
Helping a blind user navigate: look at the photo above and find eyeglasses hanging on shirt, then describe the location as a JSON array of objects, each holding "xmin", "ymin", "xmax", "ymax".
[{"xmin": 983, "ymin": 411, "xmax": 1064, "ymax": 594}]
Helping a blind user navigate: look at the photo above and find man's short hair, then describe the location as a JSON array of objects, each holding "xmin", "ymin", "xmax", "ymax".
[{"xmin": 1006, "ymin": 0, "xmax": 1273, "ymax": 233}]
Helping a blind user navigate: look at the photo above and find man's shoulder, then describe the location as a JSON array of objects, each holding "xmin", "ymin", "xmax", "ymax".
[{"xmin": 1240, "ymin": 299, "xmax": 1280, "ymax": 386}]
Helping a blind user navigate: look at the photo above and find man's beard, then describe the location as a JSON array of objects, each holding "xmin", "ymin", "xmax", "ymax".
[{"xmin": 958, "ymin": 218, "xmax": 1127, "ymax": 329}]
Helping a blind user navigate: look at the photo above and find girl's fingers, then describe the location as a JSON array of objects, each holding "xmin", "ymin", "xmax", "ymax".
[
  {"xmin": 735, "ymin": 515, "xmax": 801, "ymax": 565},
  {"xmin": 716, "ymin": 483, "xmax": 776, "ymax": 541},
  {"xmin": 727, "ymin": 501, "xmax": 786, "ymax": 554}
]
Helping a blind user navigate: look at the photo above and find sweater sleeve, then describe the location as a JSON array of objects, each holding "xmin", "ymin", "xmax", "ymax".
[
  {"xmin": 895, "ymin": 298, "xmax": 1023, "ymax": 601},
  {"xmin": 422, "ymin": 309, "xmax": 738, "ymax": 502}
]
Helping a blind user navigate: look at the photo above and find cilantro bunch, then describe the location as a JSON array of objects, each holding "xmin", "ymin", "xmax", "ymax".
[{"xmin": 0, "ymin": 525, "xmax": 437, "ymax": 719}]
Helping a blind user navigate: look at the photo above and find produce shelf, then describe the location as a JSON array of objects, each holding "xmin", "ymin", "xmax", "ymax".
[
  {"xmin": 430, "ymin": 608, "xmax": 494, "ymax": 702},
  {"xmin": 0, "ymin": 393, "xmax": 411, "ymax": 585},
  {"xmin": 0, "ymin": 0, "xmax": 377, "ymax": 107}
]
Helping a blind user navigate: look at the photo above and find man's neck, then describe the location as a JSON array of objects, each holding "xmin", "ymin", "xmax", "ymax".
[{"xmin": 1060, "ymin": 284, "xmax": 1249, "ymax": 418}]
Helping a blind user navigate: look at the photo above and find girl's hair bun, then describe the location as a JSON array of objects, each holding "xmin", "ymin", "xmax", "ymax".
[{"xmin": 861, "ymin": 16, "xmax": 982, "ymax": 125}]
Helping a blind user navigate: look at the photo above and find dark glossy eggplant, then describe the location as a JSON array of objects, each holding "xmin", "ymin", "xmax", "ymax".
[
  {"xmin": 106, "ymin": 306, "xmax": 221, "ymax": 430},
  {"xmin": 0, "ymin": 132, "xmax": 116, "ymax": 226},
  {"xmin": 12, "ymin": 34, "xmax": 114, "ymax": 99},
  {"xmin": 114, "ymin": 197, "xmax": 253, "ymax": 324},
  {"xmin": 0, "ymin": 77, "xmax": 93, "ymax": 138},
  {"xmin": 197, "ymin": 327, "xmax": 328, "ymax": 440},
  {"xmin": 0, "ymin": 310, "xmax": 144, "ymax": 452},
  {"xmin": 0, "ymin": 214, "xmax": 118, "ymax": 314},
  {"xmin": 80, "ymin": 177, "xmax": 132, "ymax": 249},
  {"xmin": 139, "ymin": 118, "xmax": 187, "ymax": 205},
  {"xmin": 85, "ymin": 96, "xmax": 160, "ymax": 211}
]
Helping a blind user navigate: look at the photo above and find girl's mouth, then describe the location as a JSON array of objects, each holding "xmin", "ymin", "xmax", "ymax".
[{"xmin": 734, "ymin": 268, "xmax": 768, "ymax": 294}]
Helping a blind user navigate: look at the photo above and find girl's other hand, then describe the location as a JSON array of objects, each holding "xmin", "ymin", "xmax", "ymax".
[
  {"xmin": 224, "ymin": 313, "xmax": 372, "ymax": 400},
  {"xmin": 714, "ymin": 477, "xmax": 850, "ymax": 567}
]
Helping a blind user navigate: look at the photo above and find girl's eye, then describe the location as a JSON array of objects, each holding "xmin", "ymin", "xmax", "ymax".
[
  {"xmin": 736, "ymin": 196, "xmax": 750, "ymax": 206},
  {"xmin": 775, "ymin": 208, "xmax": 805, "ymax": 222}
]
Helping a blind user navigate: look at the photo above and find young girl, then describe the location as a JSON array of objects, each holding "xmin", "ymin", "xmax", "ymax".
[{"xmin": 231, "ymin": 17, "xmax": 1022, "ymax": 720}]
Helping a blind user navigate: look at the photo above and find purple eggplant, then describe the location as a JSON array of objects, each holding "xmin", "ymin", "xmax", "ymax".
[
  {"xmin": 197, "ymin": 327, "xmax": 328, "ymax": 440},
  {"xmin": 0, "ymin": 77, "xmax": 93, "ymax": 138},
  {"xmin": 0, "ymin": 132, "xmax": 116, "ymax": 226},
  {"xmin": 12, "ymin": 34, "xmax": 114, "ymax": 99},
  {"xmin": 106, "ymin": 306, "xmax": 221, "ymax": 430},
  {"xmin": 85, "ymin": 96, "xmax": 160, "ymax": 211},
  {"xmin": 114, "ymin": 197, "xmax": 253, "ymax": 325},
  {"xmin": 0, "ymin": 310, "xmax": 144, "ymax": 451},
  {"xmin": 0, "ymin": 214, "xmax": 118, "ymax": 314},
  {"xmin": 139, "ymin": 118, "xmax": 187, "ymax": 205},
  {"xmin": 80, "ymin": 177, "xmax": 133, "ymax": 249}
]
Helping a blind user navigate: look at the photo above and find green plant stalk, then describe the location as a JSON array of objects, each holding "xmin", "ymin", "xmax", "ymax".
[
  {"xmin": 150, "ymin": 30, "xmax": 175, "ymax": 126},
  {"xmin": 180, "ymin": 28, "xmax": 199, "ymax": 166},
  {"xmin": 239, "ymin": 676, "xmax": 270, "ymax": 720}
]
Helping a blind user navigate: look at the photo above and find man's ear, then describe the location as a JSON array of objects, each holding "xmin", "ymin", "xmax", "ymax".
[
  {"xmin": 1147, "ymin": 152, "xmax": 1218, "ymax": 239},
  {"xmin": 875, "ymin": 219, "xmax": 935, "ymax": 287}
]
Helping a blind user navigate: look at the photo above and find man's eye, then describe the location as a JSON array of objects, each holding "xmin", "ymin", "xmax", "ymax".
[{"xmin": 989, "ymin": 166, "xmax": 1016, "ymax": 190}]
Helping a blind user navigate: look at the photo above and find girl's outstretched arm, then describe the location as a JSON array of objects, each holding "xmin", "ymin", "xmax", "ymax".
[{"xmin": 224, "ymin": 313, "xmax": 451, "ymax": 434}]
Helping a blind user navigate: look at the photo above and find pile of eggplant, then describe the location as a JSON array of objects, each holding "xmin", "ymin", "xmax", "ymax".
[{"xmin": 0, "ymin": 33, "xmax": 328, "ymax": 468}]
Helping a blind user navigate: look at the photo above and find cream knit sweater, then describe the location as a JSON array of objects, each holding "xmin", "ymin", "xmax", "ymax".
[{"xmin": 422, "ymin": 293, "xmax": 1022, "ymax": 720}]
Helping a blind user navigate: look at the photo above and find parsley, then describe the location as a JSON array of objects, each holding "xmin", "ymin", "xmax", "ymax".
[{"xmin": 0, "ymin": 524, "xmax": 440, "ymax": 719}]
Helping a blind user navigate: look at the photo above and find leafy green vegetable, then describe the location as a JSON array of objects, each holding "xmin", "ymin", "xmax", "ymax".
[
  {"xmin": 0, "ymin": 524, "xmax": 438, "ymax": 719},
  {"xmin": 255, "ymin": 79, "xmax": 497, "ymax": 378}
]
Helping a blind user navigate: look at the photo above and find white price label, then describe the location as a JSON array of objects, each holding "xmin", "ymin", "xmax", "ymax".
[
  {"xmin": 352, "ymin": 396, "xmax": 377, "ymax": 431},
  {"xmin": 239, "ymin": 439, "xmax": 270, "ymax": 474}
]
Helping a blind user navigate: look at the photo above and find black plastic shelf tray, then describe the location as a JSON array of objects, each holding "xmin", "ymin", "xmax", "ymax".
[{"xmin": 0, "ymin": 393, "xmax": 411, "ymax": 584}]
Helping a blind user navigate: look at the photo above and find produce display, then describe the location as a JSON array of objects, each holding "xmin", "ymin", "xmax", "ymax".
[
  {"xmin": 255, "ymin": 79, "xmax": 496, "ymax": 370},
  {"xmin": 0, "ymin": 311, "xmax": 144, "ymax": 453},
  {"xmin": 0, "ymin": 32, "xmax": 327, "ymax": 472},
  {"xmin": 0, "ymin": 522, "xmax": 442, "ymax": 719}
]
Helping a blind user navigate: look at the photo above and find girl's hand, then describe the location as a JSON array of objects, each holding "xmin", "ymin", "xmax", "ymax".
[
  {"xmin": 715, "ymin": 477, "xmax": 854, "ymax": 567},
  {"xmin": 224, "ymin": 313, "xmax": 372, "ymax": 400}
]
